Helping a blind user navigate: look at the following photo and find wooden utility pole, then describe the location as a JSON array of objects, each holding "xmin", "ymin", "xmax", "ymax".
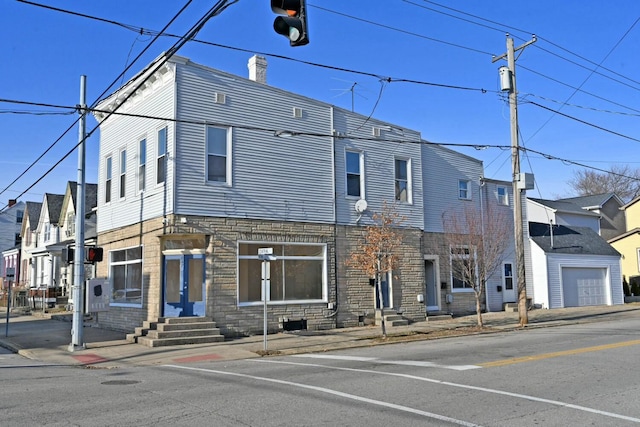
[{"xmin": 493, "ymin": 34, "xmax": 536, "ymax": 326}]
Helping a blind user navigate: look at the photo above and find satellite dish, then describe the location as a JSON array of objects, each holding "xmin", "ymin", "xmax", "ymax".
[{"xmin": 354, "ymin": 199, "xmax": 368, "ymax": 213}]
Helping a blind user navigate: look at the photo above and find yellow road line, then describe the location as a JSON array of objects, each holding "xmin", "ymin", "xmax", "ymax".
[{"xmin": 479, "ymin": 339, "xmax": 640, "ymax": 368}]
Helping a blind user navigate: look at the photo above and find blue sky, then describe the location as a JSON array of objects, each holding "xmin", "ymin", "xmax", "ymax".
[{"xmin": 2, "ymin": 0, "xmax": 639, "ymax": 206}]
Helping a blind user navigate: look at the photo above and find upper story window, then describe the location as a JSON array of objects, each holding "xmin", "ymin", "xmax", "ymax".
[
  {"xmin": 65, "ymin": 213, "xmax": 75, "ymax": 238},
  {"xmin": 395, "ymin": 158, "xmax": 411, "ymax": 203},
  {"xmin": 16, "ymin": 210, "xmax": 23, "ymax": 224},
  {"xmin": 157, "ymin": 127, "xmax": 167, "ymax": 185},
  {"xmin": 138, "ymin": 138, "xmax": 146, "ymax": 192},
  {"xmin": 458, "ymin": 179, "xmax": 471, "ymax": 200},
  {"xmin": 43, "ymin": 222, "xmax": 51, "ymax": 242},
  {"xmin": 14, "ymin": 233, "xmax": 21, "ymax": 247},
  {"xmin": 105, "ymin": 156, "xmax": 112, "ymax": 204},
  {"xmin": 206, "ymin": 126, "xmax": 231, "ymax": 185},
  {"xmin": 497, "ymin": 185, "xmax": 508, "ymax": 206},
  {"xmin": 345, "ymin": 150, "xmax": 364, "ymax": 198},
  {"xmin": 119, "ymin": 149, "xmax": 127, "ymax": 199},
  {"xmin": 25, "ymin": 228, "xmax": 31, "ymax": 246}
]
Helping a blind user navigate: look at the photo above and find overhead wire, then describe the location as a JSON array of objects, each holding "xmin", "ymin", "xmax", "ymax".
[{"xmin": 1, "ymin": 0, "xmax": 237, "ymax": 212}]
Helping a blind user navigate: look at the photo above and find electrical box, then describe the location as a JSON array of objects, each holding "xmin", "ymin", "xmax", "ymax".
[{"xmin": 517, "ymin": 173, "xmax": 535, "ymax": 190}]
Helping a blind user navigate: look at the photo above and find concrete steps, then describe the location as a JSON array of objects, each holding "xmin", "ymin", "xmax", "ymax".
[
  {"xmin": 426, "ymin": 311, "xmax": 453, "ymax": 321},
  {"xmin": 375, "ymin": 310, "xmax": 409, "ymax": 327},
  {"xmin": 504, "ymin": 302, "xmax": 518, "ymax": 313},
  {"xmin": 127, "ymin": 317, "xmax": 224, "ymax": 347}
]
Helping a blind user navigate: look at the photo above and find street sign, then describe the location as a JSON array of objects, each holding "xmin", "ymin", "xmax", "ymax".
[
  {"xmin": 258, "ymin": 247, "xmax": 276, "ymax": 261},
  {"xmin": 258, "ymin": 247, "xmax": 273, "ymax": 255}
]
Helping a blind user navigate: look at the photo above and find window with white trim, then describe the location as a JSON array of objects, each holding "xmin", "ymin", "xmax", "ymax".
[
  {"xmin": 345, "ymin": 150, "xmax": 363, "ymax": 198},
  {"xmin": 395, "ymin": 157, "xmax": 411, "ymax": 203},
  {"xmin": 503, "ymin": 262, "xmax": 514, "ymax": 291},
  {"xmin": 138, "ymin": 138, "xmax": 146, "ymax": 192},
  {"xmin": 110, "ymin": 246, "xmax": 143, "ymax": 305},
  {"xmin": 451, "ymin": 246, "xmax": 475, "ymax": 291},
  {"xmin": 119, "ymin": 149, "xmax": 126, "ymax": 199},
  {"xmin": 157, "ymin": 127, "xmax": 167, "ymax": 185},
  {"xmin": 16, "ymin": 210, "xmax": 23, "ymax": 224},
  {"xmin": 206, "ymin": 126, "xmax": 230, "ymax": 184},
  {"xmin": 497, "ymin": 185, "xmax": 508, "ymax": 205},
  {"xmin": 458, "ymin": 179, "xmax": 471, "ymax": 200},
  {"xmin": 105, "ymin": 156, "xmax": 112, "ymax": 203},
  {"xmin": 238, "ymin": 243, "xmax": 326, "ymax": 304}
]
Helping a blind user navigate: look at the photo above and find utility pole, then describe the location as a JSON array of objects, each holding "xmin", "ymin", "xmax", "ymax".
[
  {"xmin": 69, "ymin": 75, "xmax": 87, "ymax": 352},
  {"xmin": 492, "ymin": 34, "xmax": 536, "ymax": 326}
]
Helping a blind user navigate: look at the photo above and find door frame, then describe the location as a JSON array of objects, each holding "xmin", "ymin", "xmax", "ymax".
[
  {"xmin": 424, "ymin": 255, "xmax": 441, "ymax": 312},
  {"xmin": 502, "ymin": 261, "xmax": 516, "ymax": 304},
  {"xmin": 162, "ymin": 250, "xmax": 206, "ymax": 317}
]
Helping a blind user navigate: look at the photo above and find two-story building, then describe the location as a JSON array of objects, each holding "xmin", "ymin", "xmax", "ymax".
[
  {"xmin": 0, "ymin": 199, "xmax": 24, "ymax": 290},
  {"xmin": 92, "ymin": 53, "xmax": 519, "ymax": 336}
]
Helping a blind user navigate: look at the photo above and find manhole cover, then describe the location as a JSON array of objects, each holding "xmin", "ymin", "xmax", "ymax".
[{"xmin": 101, "ymin": 380, "xmax": 140, "ymax": 386}]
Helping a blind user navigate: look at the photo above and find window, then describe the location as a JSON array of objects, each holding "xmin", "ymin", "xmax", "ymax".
[
  {"xmin": 504, "ymin": 263, "xmax": 514, "ymax": 291},
  {"xmin": 119, "ymin": 149, "xmax": 127, "ymax": 199},
  {"xmin": 14, "ymin": 233, "xmax": 21, "ymax": 247},
  {"xmin": 43, "ymin": 223, "xmax": 51, "ymax": 242},
  {"xmin": 25, "ymin": 228, "xmax": 31, "ymax": 246},
  {"xmin": 157, "ymin": 127, "xmax": 167, "ymax": 185},
  {"xmin": 345, "ymin": 150, "xmax": 363, "ymax": 197},
  {"xmin": 395, "ymin": 158, "xmax": 411, "ymax": 203},
  {"xmin": 110, "ymin": 246, "xmax": 143, "ymax": 305},
  {"xmin": 458, "ymin": 179, "xmax": 471, "ymax": 200},
  {"xmin": 206, "ymin": 126, "xmax": 230, "ymax": 184},
  {"xmin": 451, "ymin": 246, "xmax": 475, "ymax": 291},
  {"xmin": 65, "ymin": 213, "xmax": 75, "ymax": 238},
  {"xmin": 238, "ymin": 243, "xmax": 326, "ymax": 304},
  {"xmin": 16, "ymin": 210, "xmax": 23, "ymax": 224},
  {"xmin": 105, "ymin": 156, "xmax": 112, "ymax": 203},
  {"xmin": 497, "ymin": 186, "xmax": 508, "ymax": 206},
  {"xmin": 138, "ymin": 138, "xmax": 146, "ymax": 192}
]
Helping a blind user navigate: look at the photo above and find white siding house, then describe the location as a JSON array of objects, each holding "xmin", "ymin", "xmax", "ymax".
[{"xmin": 0, "ymin": 200, "xmax": 24, "ymax": 280}]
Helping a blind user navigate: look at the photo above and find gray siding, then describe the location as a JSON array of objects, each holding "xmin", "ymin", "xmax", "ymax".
[
  {"xmin": 333, "ymin": 110, "xmax": 423, "ymax": 228},
  {"xmin": 96, "ymin": 66, "xmax": 176, "ymax": 233},
  {"xmin": 173, "ymin": 61, "xmax": 335, "ymax": 223},
  {"xmin": 422, "ymin": 144, "xmax": 483, "ymax": 233}
]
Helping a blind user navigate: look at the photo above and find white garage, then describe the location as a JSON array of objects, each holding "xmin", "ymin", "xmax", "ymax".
[
  {"xmin": 528, "ymin": 222, "xmax": 623, "ymax": 309},
  {"xmin": 561, "ymin": 267, "xmax": 609, "ymax": 307}
]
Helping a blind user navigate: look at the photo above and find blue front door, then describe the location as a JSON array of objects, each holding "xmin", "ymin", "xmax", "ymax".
[{"xmin": 163, "ymin": 254, "xmax": 205, "ymax": 317}]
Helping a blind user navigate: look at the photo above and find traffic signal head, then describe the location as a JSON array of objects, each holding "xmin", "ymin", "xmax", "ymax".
[
  {"xmin": 85, "ymin": 247, "xmax": 103, "ymax": 263},
  {"xmin": 271, "ymin": 0, "xmax": 309, "ymax": 47}
]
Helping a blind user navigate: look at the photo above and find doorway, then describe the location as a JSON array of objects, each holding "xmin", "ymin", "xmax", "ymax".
[
  {"xmin": 502, "ymin": 262, "xmax": 516, "ymax": 303},
  {"xmin": 424, "ymin": 258, "xmax": 440, "ymax": 311},
  {"xmin": 163, "ymin": 254, "xmax": 205, "ymax": 317},
  {"xmin": 374, "ymin": 271, "xmax": 392, "ymax": 309}
]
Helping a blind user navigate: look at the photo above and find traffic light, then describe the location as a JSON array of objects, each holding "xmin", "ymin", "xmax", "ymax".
[
  {"xmin": 85, "ymin": 247, "xmax": 103, "ymax": 263},
  {"xmin": 271, "ymin": 0, "xmax": 309, "ymax": 47},
  {"xmin": 62, "ymin": 245, "xmax": 74, "ymax": 265}
]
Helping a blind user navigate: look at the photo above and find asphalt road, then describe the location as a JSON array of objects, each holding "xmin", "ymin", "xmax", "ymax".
[{"xmin": 2, "ymin": 312, "xmax": 640, "ymax": 426}]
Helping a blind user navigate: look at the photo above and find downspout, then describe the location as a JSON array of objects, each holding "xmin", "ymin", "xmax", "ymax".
[
  {"xmin": 479, "ymin": 177, "xmax": 488, "ymax": 311},
  {"xmin": 329, "ymin": 106, "xmax": 339, "ymax": 322}
]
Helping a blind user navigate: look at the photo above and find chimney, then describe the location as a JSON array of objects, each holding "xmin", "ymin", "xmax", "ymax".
[
  {"xmin": 248, "ymin": 55, "xmax": 267, "ymax": 84},
  {"xmin": 8, "ymin": 199, "xmax": 16, "ymax": 207}
]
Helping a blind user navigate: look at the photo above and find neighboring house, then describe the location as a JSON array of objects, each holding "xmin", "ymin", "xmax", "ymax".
[
  {"xmin": 58, "ymin": 181, "xmax": 99, "ymax": 297},
  {"xmin": 527, "ymin": 198, "xmax": 601, "ymax": 234},
  {"xmin": 0, "ymin": 200, "xmax": 25, "ymax": 281},
  {"xmin": 19, "ymin": 201, "xmax": 42, "ymax": 288},
  {"xmin": 557, "ymin": 193, "xmax": 625, "ymax": 241},
  {"xmin": 608, "ymin": 195, "xmax": 640, "ymax": 284},
  {"xmin": 91, "ymin": 53, "xmax": 521, "ymax": 336},
  {"xmin": 29, "ymin": 193, "xmax": 65, "ymax": 292},
  {"xmin": 528, "ymin": 222, "xmax": 623, "ymax": 308}
]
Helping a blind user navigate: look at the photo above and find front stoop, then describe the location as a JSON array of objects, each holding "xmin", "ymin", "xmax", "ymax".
[
  {"xmin": 426, "ymin": 311, "xmax": 453, "ymax": 321},
  {"xmin": 503, "ymin": 302, "xmax": 518, "ymax": 313},
  {"xmin": 126, "ymin": 317, "xmax": 224, "ymax": 347},
  {"xmin": 375, "ymin": 310, "xmax": 409, "ymax": 327}
]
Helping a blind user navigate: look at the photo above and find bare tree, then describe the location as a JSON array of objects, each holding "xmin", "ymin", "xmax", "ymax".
[
  {"xmin": 347, "ymin": 202, "xmax": 405, "ymax": 338},
  {"xmin": 442, "ymin": 205, "xmax": 512, "ymax": 327},
  {"xmin": 568, "ymin": 165, "xmax": 640, "ymax": 203}
]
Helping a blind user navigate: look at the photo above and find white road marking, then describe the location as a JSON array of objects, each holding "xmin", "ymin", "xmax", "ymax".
[
  {"xmin": 164, "ymin": 364, "xmax": 482, "ymax": 427},
  {"xmin": 254, "ymin": 359, "xmax": 640, "ymax": 424},
  {"xmin": 293, "ymin": 354, "xmax": 480, "ymax": 371}
]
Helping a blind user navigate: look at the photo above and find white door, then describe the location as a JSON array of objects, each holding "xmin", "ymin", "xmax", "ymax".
[
  {"xmin": 561, "ymin": 267, "xmax": 608, "ymax": 307},
  {"xmin": 425, "ymin": 260, "xmax": 439, "ymax": 311},
  {"xmin": 502, "ymin": 262, "xmax": 516, "ymax": 303}
]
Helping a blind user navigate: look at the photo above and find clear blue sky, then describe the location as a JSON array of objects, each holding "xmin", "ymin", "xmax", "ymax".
[{"xmin": 2, "ymin": 0, "xmax": 639, "ymax": 206}]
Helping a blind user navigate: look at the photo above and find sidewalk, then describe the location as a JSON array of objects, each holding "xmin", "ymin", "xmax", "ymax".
[{"xmin": 1, "ymin": 304, "xmax": 639, "ymax": 368}]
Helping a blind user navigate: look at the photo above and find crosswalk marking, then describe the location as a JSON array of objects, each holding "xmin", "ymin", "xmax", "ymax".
[{"xmin": 292, "ymin": 354, "xmax": 480, "ymax": 371}]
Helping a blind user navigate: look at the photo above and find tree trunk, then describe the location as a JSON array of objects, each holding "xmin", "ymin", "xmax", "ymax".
[
  {"xmin": 518, "ymin": 285, "xmax": 529, "ymax": 326},
  {"xmin": 376, "ymin": 262, "xmax": 386, "ymax": 338},
  {"xmin": 475, "ymin": 292, "xmax": 484, "ymax": 328}
]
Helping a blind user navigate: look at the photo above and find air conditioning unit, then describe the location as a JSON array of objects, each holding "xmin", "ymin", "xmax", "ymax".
[
  {"xmin": 293, "ymin": 107, "xmax": 303, "ymax": 118},
  {"xmin": 213, "ymin": 92, "xmax": 226, "ymax": 105}
]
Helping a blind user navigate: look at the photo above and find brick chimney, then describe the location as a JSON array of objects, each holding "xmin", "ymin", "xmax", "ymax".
[
  {"xmin": 8, "ymin": 199, "xmax": 16, "ymax": 207},
  {"xmin": 248, "ymin": 55, "xmax": 267, "ymax": 84}
]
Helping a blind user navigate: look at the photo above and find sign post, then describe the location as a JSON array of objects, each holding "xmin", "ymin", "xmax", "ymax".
[{"xmin": 258, "ymin": 247, "xmax": 276, "ymax": 352}]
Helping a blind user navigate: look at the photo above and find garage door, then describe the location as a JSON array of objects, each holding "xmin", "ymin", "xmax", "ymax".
[{"xmin": 561, "ymin": 267, "xmax": 608, "ymax": 307}]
